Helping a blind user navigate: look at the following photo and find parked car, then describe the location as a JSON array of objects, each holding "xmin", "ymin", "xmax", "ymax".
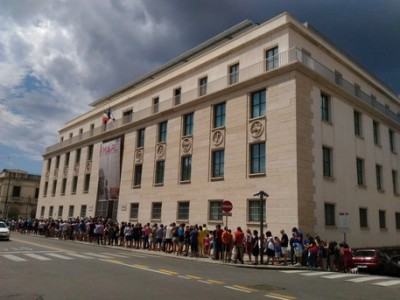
[
  {"xmin": 352, "ymin": 249, "xmax": 388, "ymax": 273},
  {"xmin": 383, "ymin": 255, "xmax": 400, "ymax": 277},
  {"xmin": 0, "ymin": 221, "xmax": 10, "ymax": 241}
]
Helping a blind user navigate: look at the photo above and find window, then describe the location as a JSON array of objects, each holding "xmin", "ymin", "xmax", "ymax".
[
  {"xmin": 389, "ymin": 129, "xmax": 396, "ymax": 153},
  {"xmin": 80, "ymin": 205, "xmax": 87, "ymax": 218},
  {"xmin": 12, "ymin": 186, "xmax": 21, "ymax": 197},
  {"xmin": 250, "ymin": 143, "xmax": 266, "ymax": 174},
  {"xmin": 199, "ymin": 76, "xmax": 207, "ymax": 96},
  {"xmin": 71, "ymin": 176, "xmax": 78, "ymax": 194},
  {"xmin": 251, "ymin": 89, "xmax": 266, "ymax": 118},
  {"xmin": 396, "ymin": 212, "xmax": 400, "ymax": 230},
  {"xmin": 43, "ymin": 182, "xmax": 48, "ymax": 197},
  {"xmin": 49, "ymin": 206, "xmax": 53, "ymax": 218},
  {"xmin": 322, "ymin": 146, "xmax": 333, "ymax": 177},
  {"xmin": 56, "ymin": 156, "xmax": 60, "ymax": 169},
  {"xmin": 35, "ymin": 188, "xmax": 39, "ymax": 199},
  {"xmin": 123, "ymin": 109, "xmax": 133, "ymax": 123},
  {"xmin": 61, "ymin": 178, "xmax": 67, "ymax": 195},
  {"xmin": 151, "ymin": 202, "xmax": 162, "ymax": 220},
  {"xmin": 90, "ymin": 123, "xmax": 95, "ymax": 132},
  {"xmin": 52, "ymin": 180, "xmax": 57, "ymax": 196},
  {"xmin": 334, "ymin": 70, "xmax": 343, "ymax": 85},
  {"xmin": 376, "ymin": 164, "xmax": 383, "ymax": 191},
  {"xmin": 174, "ymin": 87, "xmax": 181, "ymax": 105},
  {"xmin": 79, "ymin": 128, "xmax": 83, "ymax": 135},
  {"xmin": 359, "ymin": 208, "xmax": 368, "ymax": 228},
  {"xmin": 209, "ymin": 200, "xmax": 222, "ymax": 221},
  {"xmin": 265, "ymin": 46, "xmax": 279, "ymax": 70},
  {"xmin": 181, "ymin": 156, "xmax": 192, "ymax": 182},
  {"xmin": 321, "ymin": 92, "xmax": 331, "ymax": 122},
  {"xmin": 392, "ymin": 170, "xmax": 398, "ymax": 195},
  {"xmin": 177, "ymin": 201, "xmax": 190, "ymax": 221},
  {"xmin": 40, "ymin": 206, "xmax": 45, "ymax": 217},
  {"xmin": 248, "ymin": 199, "xmax": 266, "ymax": 223},
  {"xmin": 130, "ymin": 203, "xmax": 139, "ymax": 220},
  {"xmin": 47, "ymin": 158, "xmax": 51, "ymax": 171},
  {"xmin": 211, "ymin": 150, "xmax": 224, "ymax": 178},
  {"xmin": 137, "ymin": 128, "xmax": 145, "ymax": 148},
  {"xmin": 60, "ymin": 136, "xmax": 64, "ymax": 142},
  {"xmin": 83, "ymin": 174, "xmax": 90, "ymax": 193},
  {"xmin": 324, "ymin": 203, "xmax": 336, "ymax": 226},
  {"xmin": 373, "ymin": 121, "xmax": 380, "ymax": 145},
  {"xmin": 158, "ymin": 121, "xmax": 168, "ymax": 143},
  {"xmin": 379, "ymin": 210, "xmax": 386, "ymax": 229},
  {"xmin": 76, "ymin": 148, "xmax": 81, "ymax": 164},
  {"xmin": 356, "ymin": 158, "xmax": 365, "ymax": 186},
  {"xmin": 69, "ymin": 132, "xmax": 73, "ymax": 139},
  {"xmin": 87, "ymin": 144, "xmax": 94, "ymax": 161},
  {"xmin": 68, "ymin": 205, "xmax": 74, "ymax": 218},
  {"xmin": 65, "ymin": 152, "xmax": 70, "ymax": 167},
  {"xmin": 153, "ymin": 97, "xmax": 159, "ymax": 113},
  {"xmin": 213, "ymin": 102, "xmax": 225, "ymax": 128},
  {"xmin": 58, "ymin": 206, "xmax": 63, "ymax": 218},
  {"xmin": 354, "ymin": 110, "xmax": 362, "ymax": 137},
  {"xmin": 354, "ymin": 84, "xmax": 361, "ymax": 97},
  {"xmin": 155, "ymin": 160, "xmax": 165, "ymax": 185},
  {"xmin": 229, "ymin": 63, "xmax": 239, "ymax": 85},
  {"xmin": 183, "ymin": 113, "xmax": 194, "ymax": 136},
  {"xmin": 133, "ymin": 165, "xmax": 142, "ymax": 187}
]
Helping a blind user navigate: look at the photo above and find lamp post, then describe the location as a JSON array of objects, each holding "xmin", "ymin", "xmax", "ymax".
[{"xmin": 253, "ymin": 190, "xmax": 269, "ymax": 264}]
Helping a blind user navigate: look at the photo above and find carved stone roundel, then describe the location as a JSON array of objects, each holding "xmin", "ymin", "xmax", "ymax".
[
  {"xmin": 156, "ymin": 144, "xmax": 165, "ymax": 156},
  {"xmin": 182, "ymin": 138, "xmax": 192, "ymax": 154},
  {"xmin": 135, "ymin": 149, "xmax": 143, "ymax": 161},
  {"xmin": 212, "ymin": 130, "xmax": 224, "ymax": 146},
  {"xmin": 250, "ymin": 121, "xmax": 264, "ymax": 138}
]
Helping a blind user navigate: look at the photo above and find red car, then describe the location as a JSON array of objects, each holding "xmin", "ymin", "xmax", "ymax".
[{"xmin": 352, "ymin": 249, "xmax": 389, "ymax": 273}]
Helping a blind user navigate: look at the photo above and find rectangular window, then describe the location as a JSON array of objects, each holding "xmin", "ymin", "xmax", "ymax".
[
  {"xmin": 90, "ymin": 123, "xmax": 95, "ymax": 132},
  {"xmin": 65, "ymin": 152, "xmax": 70, "ymax": 166},
  {"xmin": 389, "ymin": 129, "xmax": 396, "ymax": 153},
  {"xmin": 155, "ymin": 160, "xmax": 165, "ymax": 185},
  {"xmin": 213, "ymin": 102, "xmax": 225, "ymax": 128},
  {"xmin": 174, "ymin": 87, "xmax": 181, "ymax": 105},
  {"xmin": 183, "ymin": 113, "xmax": 194, "ymax": 136},
  {"xmin": 180, "ymin": 156, "xmax": 192, "ymax": 182},
  {"xmin": 80, "ymin": 205, "xmax": 87, "ymax": 218},
  {"xmin": 56, "ymin": 156, "xmax": 60, "ymax": 169},
  {"xmin": 177, "ymin": 201, "xmax": 190, "ymax": 221},
  {"xmin": 133, "ymin": 164, "xmax": 142, "ymax": 187},
  {"xmin": 12, "ymin": 186, "xmax": 21, "ymax": 197},
  {"xmin": 356, "ymin": 158, "xmax": 365, "ymax": 186},
  {"xmin": 359, "ymin": 208, "xmax": 368, "ymax": 228},
  {"xmin": 209, "ymin": 200, "xmax": 222, "ymax": 221},
  {"xmin": 52, "ymin": 180, "xmax": 57, "ymax": 196},
  {"xmin": 58, "ymin": 206, "xmax": 63, "ymax": 218},
  {"xmin": 83, "ymin": 174, "xmax": 90, "ymax": 193},
  {"xmin": 61, "ymin": 178, "xmax": 67, "ymax": 195},
  {"xmin": 47, "ymin": 158, "xmax": 51, "ymax": 171},
  {"xmin": 43, "ymin": 181, "xmax": 48, "ymax": 197},
  {"xmin": 199, "ymin": 76, "xmax": 207, "ymax": 96},
  {"xmin": 324, "ymin": 203, "xmax": 336, "ymax": 226},
  {"xmin": 392, "ymin": 170, "xmax": 398, "ymax": 195},
  {"xmin": 250, "ymin": 143, "xmax": 266, "ymax": 174},
  {"xmin": 373, "ymin": 120, "xmax": 380, "ymax": 145},
  {"xmin": 250, "ymin": 89, "xmax": 266, "ymax": 118},
  {"xmin": 379, "ymin": 210, "xmax": 386, "ymax": 229},
  {"xmin": 211, "ymin": 150, "xmax": 224, "ymax": 178},
  {"xmin": 248, "ymin": 199, "xmax": 266, "ymax": 223},
  {"xmin": 151, "ymin": 202, "xmax": 162, "ymax": 220},
  {"xmin": 376, "ymin": 164, "xmax": 383, "ymax": 191},
  {"xmin": 71, "ymin": 176, "xmax": 78, "ymax": 194},
  {"xmin": 395, "ymin": 212, "xmax": 400, "ymax": 230},
  {"xmin": 130, "ymin": 203, "xmax": 139, "ymax": 220},
  {"xmin": 40, "ymin": 206, "xmax": 45, "ymax": 217},
  {"xmin": 354, "ymin": 110, "xmax": 362, "ymax": 137},
  {"xmin": 153, "ymin": 97, "xmax": 159, "ymax": 113},
  {"xmin": 354, "ymin": 83, "xmax": 361, "ymax": 97},
  {"xmin": 321, "ymin": 92, "xmax": 331, "ymax": 122},
  {"xmin": 334, "ymin": 70, "xmax": 343, "ymax": 85},
  {"xmin": 69, "ymin": 132, "xmax": 73, "ymax": 139},
  {"xmin": 35, "ymin": 188, "xmax": 39, "ymax": 199},
  {"xmin": 137, "ymin": 128, "xmax": 145, "ymax": 148},
  {"xmin": 87, "ymin": 145, "xmax": 94, "ymax": 161},
  {"xmin": 322, "ymin": 146, "xmax": 333, "ymax": 177},
  {"xmin": 229, "ymin": 63, "xmax": 239, "ymax": 85},
  {"xmin": 76, "ymin": 148, "xmax": 81, "ymax": 164},
  {"xmin": 68, "ymin": 205, "xmax": 74, "ymax": 218},
  {"xmin": 158, "ymin": 121, "xmax": 168, "ymax": 143},
  {"xmin": 123, "ymin": 109, "xmax": 133, "ymax": 123},
  {"xmin": 265, "ymin": 46, "xmax": 279, "ymax": 70},
  {"xmin": 79, "ymin": 128, "xmax": 83, "ymax": 135},
  {"xmin": 49, "ymin": 206, "xmax": 53, "ymax": 218}
]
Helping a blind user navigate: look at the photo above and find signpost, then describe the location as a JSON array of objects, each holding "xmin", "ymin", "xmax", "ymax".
[
  {"xmin": 222, "ymin": 200, "xmax": 233, "ymax": 228},
  {"xmin": 338, "ymin": 212, "xmax": 350, "ymax": 243},
  {"xmin": 253, "ymin": 191, "xmax": 269, "ymax": 264}
]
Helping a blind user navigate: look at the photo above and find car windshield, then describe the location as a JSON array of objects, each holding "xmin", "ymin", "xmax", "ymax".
[
  {"xmin": 0, "ymin": 223, "xmax": 6, "ymax": 228},
  {"xmin": 354, "ymin": 250, "xmax": 376, "ymax": 257}
]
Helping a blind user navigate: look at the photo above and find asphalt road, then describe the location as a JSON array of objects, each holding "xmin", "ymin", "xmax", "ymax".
[{"xmin": 1, "ymin": 234, "xmax": 399, "ymax": 300}]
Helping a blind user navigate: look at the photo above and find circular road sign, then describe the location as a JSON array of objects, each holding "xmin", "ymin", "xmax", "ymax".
[{"xmin": 222, "ymin": 200, "xmax": 233, "ymax": 213}]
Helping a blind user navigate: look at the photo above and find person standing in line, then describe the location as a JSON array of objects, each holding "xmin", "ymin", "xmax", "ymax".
[
  {"xmin": 251, "ymin": 230, "xmax": 260, "ymax": 265},
  {"xmin": 280, "ymin": 230, "xmax": 289, "ymax": 265},
  {"xmin": 233, "ymin": 227, "xmax": 245, "ymax": 264},
  {"xmin": 245, "ymin": 229, "xmax": 253, "ymax": 263}
]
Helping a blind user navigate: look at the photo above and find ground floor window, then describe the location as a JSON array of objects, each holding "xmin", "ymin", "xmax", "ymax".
[
  {"xmin": 324, "ymin": 203, "xmax": 335, "ymax": 226},
  {"xmin": 359, "ymin": 208, "xmax": 368, "ymax": 228},
  {"xmin": 151, "ymin": 202, "xmax": 162, "ymax": 220},
  {"xmin": 379, "ymin": 210, "xmax": 386, "ymax": 229},
  {"xmin": 130, "ymin": 203, "xmax": 139, "ymax": 220},
  {"xmin": 396, "ymin": 212, "xmax": 400, "ymax": 230},
  {"xmin": 247, "ymin": 199, "xmax": 266, "ymax": 223},
  {"xmin": 209, "ymin": 200, "xmax": 222, "ymax": 221},
  {"xmin": 48, "ymin": 206, "xmax": 53, "ymax": 218},
  {"xmin": 40, "ymin": 206, "xmax": 45, "ymax": 217},
  {"xmin": 80, "ymin": 205, "xmax": 87, "ymax": 218},
  {"xmin": 58, "ymin": 206, "xmax": 63, "ymax": 218},
  {"xmin": 68, "ymin": 205, "xmax": 74, "ymax": 218},
  {"xmin": 177, "ymin": 201, "xmax": 190, "ymax": 221}
]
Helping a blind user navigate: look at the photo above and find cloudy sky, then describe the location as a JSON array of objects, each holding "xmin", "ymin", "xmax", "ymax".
[{"xmin": 0, "ymin": 0, "xmax": 399, "ymax": 174}]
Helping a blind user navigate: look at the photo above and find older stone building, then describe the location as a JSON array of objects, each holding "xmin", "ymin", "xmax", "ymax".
[
  {"xmin": 36, "ymin": 12, "xmax": 400, "ymax": 247},
  {"xmin": 0, "ymin": 169, "xmax": 40, "ymax": 219}
]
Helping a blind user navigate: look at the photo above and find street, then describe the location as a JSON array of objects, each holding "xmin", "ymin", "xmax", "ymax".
[{"xmin": 0, "ymin": 234, "xmax": 399, "ymax": 300}]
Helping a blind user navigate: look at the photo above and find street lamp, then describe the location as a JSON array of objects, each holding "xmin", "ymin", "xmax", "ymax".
[{"xmin": 253, "ymin": 190, "xmax": 269, "ymax": 264}]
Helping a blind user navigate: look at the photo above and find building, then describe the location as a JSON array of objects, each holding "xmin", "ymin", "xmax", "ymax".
[
  {"xmin": 36, "ymin": 12, "xmax": 400, "ymax": 248},
  {"xmin": 0, "ymin": 169, "xmax": 40, "ymax": 219}
]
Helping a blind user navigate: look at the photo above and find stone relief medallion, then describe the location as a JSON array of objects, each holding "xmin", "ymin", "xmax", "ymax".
[
  {"xmin": 156, "ymin": 143, "xmax": 166, "ymax": 160},
  {"xmin": 181, "ymin": 137, "xmax": 192, "ymax": 154},
  {"xmin": 212, "ymin": 130, "xmax": 224, "ymax": 147},
  {"xmin": 135, "ymin": 148, "xmax": 144, "ymax": 163},
  {"xmin": 250, "ymin": 120, "xmax": 264, "ymax": 138},
  {"xmin": 85, "ymin": 161, "xmax": 92, "ymax": 173}
]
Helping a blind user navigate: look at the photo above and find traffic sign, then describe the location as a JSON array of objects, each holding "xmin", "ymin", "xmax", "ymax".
[{"xmin": 222, "ymin": 200, "xmax": 233, "ymax": 213}]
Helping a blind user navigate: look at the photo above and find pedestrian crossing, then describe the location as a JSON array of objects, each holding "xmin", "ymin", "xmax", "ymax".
[
  {"xmin": 0, "ymin": 251, "xmax": 148, "ymax": 263},
  {"xmin": 281, "ymin": 270, "xmax": 400, "ymax": 288}
]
